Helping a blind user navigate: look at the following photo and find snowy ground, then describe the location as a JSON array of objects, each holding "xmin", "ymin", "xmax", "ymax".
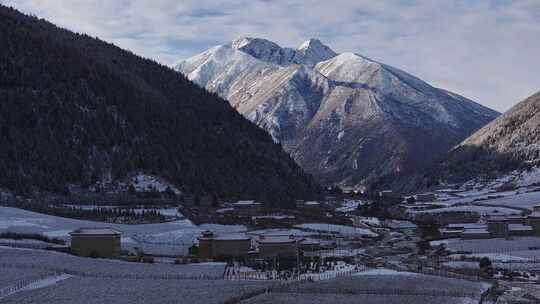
[
  {"xmin": 243, "ymin": 268, "xmax": 491, "ymax": 304},
  {"xmin": 0, "ymin": 207, "xmax": 246, "ymax": 255},
  {"xmin": 436, "ymin": 237, "xmax": 540, "ymax": 262},
  {"xmin": 294, "ymin": 223, "xmax": 377, "ymax": 237},
  {"xmin": 336, "ymin": 200, "xmax": 363, "ymax": 213},
  {"xmin": 410, "ymin": 205, "xmax": 522, "ymax": 216},
  {"xmin": 0, "ymin": 246, "xmax": 272, "ymax": 304}
]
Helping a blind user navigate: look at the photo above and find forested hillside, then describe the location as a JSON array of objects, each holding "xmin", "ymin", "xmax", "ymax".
[
  {"xmin": 432, "ymin": 91, "xmax": 540, "ymax": 183},
  {"xmin": 0, "ymin": 5, "xmax": 319, "ymax": 204}
]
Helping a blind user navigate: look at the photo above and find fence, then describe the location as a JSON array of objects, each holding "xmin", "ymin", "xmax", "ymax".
[
  {"xmin": 0, "ymin": 273, "xmax": 64, "ymax": 299},
  {"xmin": 0, "ymin": 241, "xmax": 49, "ymax": 250},
  {"xmin": 223, "ymin": 264, "xmax": 367, "ymax": 281},
  {"xmin": 273, "ymin": 287, "xmax": 479, "ymax": 298}
]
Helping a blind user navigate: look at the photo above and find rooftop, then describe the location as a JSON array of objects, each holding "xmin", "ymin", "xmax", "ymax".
[
  {"xmin": 462, "ymin": 228, "xmax": 490, "ymax": 235},
  {"xmin": 447, "ymin": 223, "xmax": 487, "ymax": 230},
  {"xmin": 529, "ymin": 211, "xmax": 540, "ymax": 219},
  {"xmin": 70, "ymin": 228, "xmax": 121, "ymax": 236},
  {"xmin": 198, "ymin": 232, "xmax": 250, "ymax": 241},
  {"xmin": 212, "ymin": 233, "xmax": 250, "ymax": 241},
  {"xmin": 233, "ymin": 200, "xmax": 260, "ymax": 205},
  {"xmin": 486, "ymin": 215, "xmax": 509, "ymax": 222},
  {"xmin": 257, "ymin": 236, "xmax": 297, "ymax": 244},
  {"xmin": 508, "ymin": 224, "xmax": 533, "ymax": 231}
]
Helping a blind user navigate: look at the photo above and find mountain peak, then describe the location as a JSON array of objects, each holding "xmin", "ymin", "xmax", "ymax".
[
  {"xmin": 296, "ymin": 38, "xmax": 337, "ymax": 65},
  {"xmin": 177, "ymin": 36, "xmax": 499, "ymax": 189},
  {"xmin": 228, "ymin": 37, "xmax": 336, "ymax": 67},
  {"xmin": 298, "ymin": 38, "xmax": 324, "ymax": 49},
  {"xmin": 230, "ymin": 37, "xmax": 279, "ymax": 51}
]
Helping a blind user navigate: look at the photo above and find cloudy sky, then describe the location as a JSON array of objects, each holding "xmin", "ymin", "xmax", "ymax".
[{"xmin": 2, "ymin": 0, "xmax": 539, "ymax": 112}]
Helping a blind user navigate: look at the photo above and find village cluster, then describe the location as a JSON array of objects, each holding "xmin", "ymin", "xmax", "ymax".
[{"xmin": 2, "ymin": 174, "xmax": 540, "ymax": 303}]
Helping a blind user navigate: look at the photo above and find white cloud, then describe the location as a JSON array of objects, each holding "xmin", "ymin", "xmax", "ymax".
[{"xmin": 1, "ymin": 0, "xmax": 539, "ymax": 111}]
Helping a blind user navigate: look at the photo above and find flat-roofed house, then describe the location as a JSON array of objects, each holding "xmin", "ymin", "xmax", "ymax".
[
  {"xmin": 232, "ymin": 200, "xmax": 262, "ymax": 214},
  {"xmin": 257, "ymin": 236, "xmax": 298, "ymax": 259},
  {"xmin": 527, "ymin": 212, "xmax": 540, "ymax": 236},
  {"xmin": 508, "ymin": 224, "xmax": 533, "ymax": 236},
  {"xmin": 197, "ymin": 231, "xmax": 251, "ymax": 259},
  {"xmin": 70, "ymin": 228, "xmax": 121, "ymax": 258},
  {"xmin": 461, "ymin": 228, "xmax": 490, "ymax": 239},
  {"xmin": 487, "ymin": 216, "xmax": 509, "ymax": 237},
  {"xmin": 415, "ymin": 193, "xmax": 436, "ymax": 202}
]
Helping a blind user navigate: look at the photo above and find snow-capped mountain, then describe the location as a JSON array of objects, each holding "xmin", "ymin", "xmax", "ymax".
[{"xmin": 176, "ymin": 37, "xmax": 499, "ymax": 188}]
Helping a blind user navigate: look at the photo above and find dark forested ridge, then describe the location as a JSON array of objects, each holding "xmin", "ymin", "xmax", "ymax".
[
  {"xmin": 402, "ymin": 91, "xmax": 540, "ymax": 191},
  {"xmin": 0, "ymin": 5, "xmax": 319, "ymax": 204}
]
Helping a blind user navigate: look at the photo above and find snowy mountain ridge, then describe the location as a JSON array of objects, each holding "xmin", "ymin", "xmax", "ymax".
[{"xmin": 176, "ymin": 37, "xmax": 499, "ymax": 188}]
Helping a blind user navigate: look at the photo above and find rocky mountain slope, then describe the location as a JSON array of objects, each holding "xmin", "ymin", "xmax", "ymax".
[
  {"xmin": 0, "ymin": 6, "xmax": 319, "ymax": 204},
  {"xmin": 176, "ymin": 37, "xmax": 499, "ymax": 188},
  {"xmin": 436, "ymin": 91, "xmax": 540, "ymax": 183}
]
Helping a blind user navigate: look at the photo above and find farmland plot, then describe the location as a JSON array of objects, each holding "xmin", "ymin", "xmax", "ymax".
[
  {"xmin": 281, "ymin": 271, "xmax": 490, "ymax": 296},
  {"xmin": 242, "ymin": 293, "xmax": 479, "ymax": 304},
  {"xmin": 0, "ymin": 247, "xmax": 225, "ymax": 279},
  {"xmin": 441, "ymin": 237, "xmax": 540, "ymax": 259},
  {"xmin": 242, "ymin": 269, "xmax": 490, "ymax": 304},
  {"xmin": 2, "ymin": 277, "xmax": 272, "ymax": 304}
]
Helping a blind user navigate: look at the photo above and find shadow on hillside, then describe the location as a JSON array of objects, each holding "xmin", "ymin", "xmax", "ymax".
[{"xmin": 366, "ymin": 144, "xmax": 532, "ymax": 194}]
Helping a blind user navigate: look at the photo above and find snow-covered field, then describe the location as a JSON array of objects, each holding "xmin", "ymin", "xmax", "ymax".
[
  {"xmin": 437, "ymin": 237, "xmax": 540, "ymax": 261},
  {"xmin": 2, "ymin": 276, "xmax": 270, "ymax": 304},
  {"xmin": 0, "ymin": 247, "xmax": 226, "ymax": 278},
  {"xmin": 466, "ymin": 191, "xmax": 540, "ymax": 211},
  {"xmin": 336, "ymin": 200, "xmax": 363, "ymax": 213},
  {"xmin": 410, "ymin": 205, "xmax": 521, "ymax": 216},
  {"xmin": 0, "ymin": 246, "xmax": 272, "ymax": 304},
  {"xmin": 243, "ymin": 268, "xmax": 491, "ymax": 304},
  {"xmin": 0, "ymin": 207, "xmax": 246, "ymax": 255},
  {"xmin": 294, "ymin": 223, "xmax": 377, "ymax": 237},
  {"xmin": 242, "ymin": 293, "xmax": 480, "ymax": 304}
]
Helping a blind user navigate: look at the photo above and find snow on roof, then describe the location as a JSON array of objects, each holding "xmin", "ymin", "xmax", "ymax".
[
  {"xmin": 447, "ymin": 223, "xmax": 487, "ymax": 230},
  {"xmin": 304, "ymin": 201, "xmax": 320, "ymax": 205},
  {"xmin": 234, "ymin": 200, "xmax": 260, "ymax": 205},
  {"xmin": 462, "ymin": 228, "xmax": 489, "ymax": 234},
  {"xmin": 216, "ymin": 207, "xmax": 234, "ymax": 213},
  {"xmin": 486, "ymin": 215, "xmax": 509, "ymax": 222},
  {"xmin": 70, "ymin": 228, "xmax": 121, "ymax": 236},
  {"xmin": 299, "ymin": 238, "xmax": 321, "ymax": 245},
  {"xmin": 257, "ymin": 236, "xmax": 297, "ymax": 244},
  {"xmin": 386, "ymin": 220, "xmax": 417, "ymax": 229},
  {"xmin": 508, "ymin": 224, "xmax": 533, "ymax": 231},
  {"xmin": 529, "ymin": 211, "xmax": 540, "ymax": 218},
  {"xmin": 212, "ymin": 233, "xmax": 250, "ymax": 241}
]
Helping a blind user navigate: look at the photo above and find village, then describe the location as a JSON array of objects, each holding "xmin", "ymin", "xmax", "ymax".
[{"xmin": 2, "ymin": 172, "xmax": 540, "ymax": 303}]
